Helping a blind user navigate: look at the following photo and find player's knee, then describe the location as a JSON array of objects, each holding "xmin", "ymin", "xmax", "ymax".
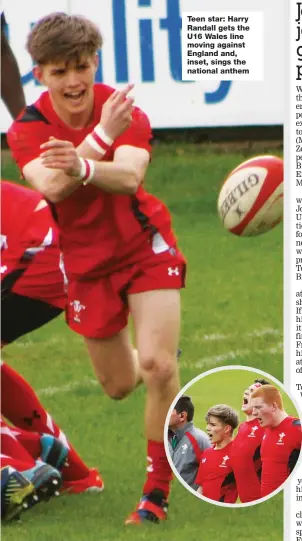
[
  {"xmin": 139, "ymin": 352, "xmax": 175, "ymax": 385},
  {"xmin": 107, "ymin": 384, "xmax": 133, "ymax": 400},
  {"xmin": 98, "ymin": 376, "xmax": 134, "ymax": 400}
]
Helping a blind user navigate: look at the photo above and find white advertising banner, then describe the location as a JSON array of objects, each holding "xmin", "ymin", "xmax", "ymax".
[{"xmin": 1, "ymin": 0, "xmax": 284, "ymax": 131}]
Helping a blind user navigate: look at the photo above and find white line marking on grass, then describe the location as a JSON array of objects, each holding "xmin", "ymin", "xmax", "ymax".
[
  {"xmin": 37, "ymin": 342, "xmax": 283, "ymax": 397},
  {"xmin": 38, "ymin": 377, "xmax": 98, "ymax": 397},
  {"xmin": 194, "ymin": 342, "xmax": 283, "ymax": 369},
  {"xmin": 202, "ymin": 328, "xmax": 282, "ymax": 342}
]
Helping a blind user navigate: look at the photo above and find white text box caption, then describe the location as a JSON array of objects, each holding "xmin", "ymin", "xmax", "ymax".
[{"xmin": 182, "ymin": 12, "xmax": 264, "ymax": 81}]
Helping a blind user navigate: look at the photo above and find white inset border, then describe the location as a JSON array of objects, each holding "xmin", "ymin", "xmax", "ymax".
[{"xmin": 164, "ymin": 365, "xmax": 302, "ymax": 509}]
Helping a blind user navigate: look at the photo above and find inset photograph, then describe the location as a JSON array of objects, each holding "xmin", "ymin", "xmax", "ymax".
[{"xmin": 164, "ymin": 366, "xmax": 301, "ymax": 507}]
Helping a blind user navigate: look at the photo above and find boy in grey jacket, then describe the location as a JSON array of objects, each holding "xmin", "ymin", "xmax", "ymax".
[{"xmin": 168, "ymin": 396, "xmax": 211, "ymax": 489}]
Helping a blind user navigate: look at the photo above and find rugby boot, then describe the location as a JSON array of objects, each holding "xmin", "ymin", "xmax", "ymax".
[
  {"xmin": 1, "ymin": 466, "xmax": 38, "ymax": 522},
  {"xmin": 22, "ymin": 460, "xmax": 62, "ymax": 501},
  {"xmin": 125, "ymin": 488, "xmax": 168, "ymax": 525}
]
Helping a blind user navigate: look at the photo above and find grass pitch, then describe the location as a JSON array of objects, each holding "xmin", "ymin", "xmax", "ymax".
[{"xmin": 2, "ymin": 143, "xmax": 283, "ymax": 541}]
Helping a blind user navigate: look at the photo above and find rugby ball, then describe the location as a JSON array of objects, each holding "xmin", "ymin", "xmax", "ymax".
[{"xmin": 217, "ymin": 155, "xmax": 283, "ymax": 236}]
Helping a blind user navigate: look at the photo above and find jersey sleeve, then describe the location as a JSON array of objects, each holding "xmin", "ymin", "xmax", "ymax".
[
  {"xmin": 112, "ymin": 106, "xmax": 152, "ymax": 154},
  {"xmin": 7, "ymin": 119, "xmax": 52, "ymax": 172},
  {"xmin": 287, "ymin": 420, "xmax": 301, "ymax": 473},
  {"xmin": 292, "ymin": 419, "xmax": 302, "ymax": 448}
]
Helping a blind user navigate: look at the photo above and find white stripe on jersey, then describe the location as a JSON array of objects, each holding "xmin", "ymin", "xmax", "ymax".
[{"xmin": 25, "ymin": 227, "xmax": 53, "ymax": 256}]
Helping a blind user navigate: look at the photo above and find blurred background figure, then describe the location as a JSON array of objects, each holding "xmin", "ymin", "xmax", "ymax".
[
  {"xmin": 1, "ymin": 11, "xmax": 26, "ymax": 119},
  {"xmin": 168, "ymin": 395, "xmax": 210, "ymax": 490}
]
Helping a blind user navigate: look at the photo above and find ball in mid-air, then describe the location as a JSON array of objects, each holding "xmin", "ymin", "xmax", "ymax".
[{"xmin": 217, "ymin": 155, "xmax": 283, "ymax": 236}]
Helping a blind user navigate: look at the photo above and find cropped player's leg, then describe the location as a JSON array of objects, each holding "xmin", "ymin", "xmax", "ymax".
[
  {"xmin": 126, "ymin": 289, "xmax": 181, "ymax": 524},
  {"xmin": 1, "ymin": 464, "xmax": 37, "ymax": 522},
  {"xmin": 1, "ymin": 363, "xmax": 103, "ymax": 491},
  {"xmin": 14, "ymin": 427, "xmax": 104, "ymax": 495},
  {"xmin": 1, "ymin": 418, "xmax": 36, "ymax": 468},
  {"xmin": 84, "ymin": 326, "xmax": 141, "ymax": 400},
  {"xmin": 7, "ymin": 425, "xmax": 69, "ymax": 473},
  {"xmin": 1, "ymin": 420, "xmax": 62, "ymax": 506},
  {"xmin": 1, "ymin": 293, "xmax": 62, "ymax": 346},
  {"xmin": 1, "ymin": 457, "xmax": 62, "ymax": 517}
]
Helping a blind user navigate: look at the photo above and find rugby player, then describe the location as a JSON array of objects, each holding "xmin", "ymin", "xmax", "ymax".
[
  {"xmin": 251, "ymin": 384, "xmax": 302, "ymax": 497},
  {"xmin": 231, "ymin": 379, "xmax": 269, "ymax": 503},
  {"xmin": 1, "ymin": 180, "xmax": 104, "ymax": 493},
  {"xmin": 1, "ymin": 417, "xmax": 62, "ymax": 521},
  {"xmin": 196, "ymin": 405, "xmax": 239, "ymax": 504},
  {"xmin": 1, "ymin": 11, "xmax": 102, "ymax": 510},
  {"xmin": 8, "ymin": 13, "xmax": 186, "ymax": 524}
]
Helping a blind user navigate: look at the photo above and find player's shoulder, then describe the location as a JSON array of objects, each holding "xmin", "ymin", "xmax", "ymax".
[
  {"xmin": 94, "ymin": 82, "xmax": 116, "ymax": 101},
  {"xmin": 1, "ymin": 180, "xmax": 40, "ymax": 203},
  {"xmin": 203, "ymin": 445, "xmax": 214, "ymax": 457},
  {"xmin": 289, "ymin": 418, "xmax": 301, "ymax": 429},
  {"xmin": 2, "ymin": 179, "xmax": 32, "ymax": 196},
  {"xmin": 131, "ymin": 105, "xmax": 151, "ymax": 132},
  {"xmin": 284, "ymin": 416, "xmax": 301, "ymax": 427},
  {"xmin": 238, "ymin": 420, "xmax": 248, "ymax": 431},
  {"xmin": 8, "ymin": 92, "xmax": 51, "ymax": 137}
]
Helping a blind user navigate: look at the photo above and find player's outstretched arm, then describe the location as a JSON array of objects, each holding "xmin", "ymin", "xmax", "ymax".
[
  {"xmin": 87, "ymin": 145, "xmax": 150, "ymax": 193},
  {"xmin": 23, "ymin": 140, "xmax": 149, "ymax": 202}
]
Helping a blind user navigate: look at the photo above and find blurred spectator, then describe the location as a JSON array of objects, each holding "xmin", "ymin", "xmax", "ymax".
[
  {"xmin": 1, "ymin": 11, "xmax": 26, "ymax": 118},
  {"xmin": 168, "ymin": 395, "xmax": 210, "ymax": 489}
]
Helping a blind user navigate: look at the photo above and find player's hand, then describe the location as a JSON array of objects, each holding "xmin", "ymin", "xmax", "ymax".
[
  {"xmin": 99, "ymin": 84, "xmax": 135, "ymax": 140},
  {"xmin": 40, "ymin": 137, "xmax": 82, "ymax": 177}
]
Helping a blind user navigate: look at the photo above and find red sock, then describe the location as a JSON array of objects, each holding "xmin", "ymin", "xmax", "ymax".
[
  {"xmin": 1, "ymin": 419, "xmax": 35, "ymax": 467},
  {"xmin": 10, "ymin": 426, "xmax": 42, "ymax": 459},
  {"xmin": 1, "ymin": 363, "xmax": 91, "ymax": 481},
  {"xmin": 142, "ymin": 440, "xmax": 173, "ymax": 499},
  {"xmin": 1, "ymin": 455, "xmax": 36, "ymax": 471}
]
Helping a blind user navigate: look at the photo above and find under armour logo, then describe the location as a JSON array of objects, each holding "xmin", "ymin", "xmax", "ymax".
[
  {"xmin": 70, "ymin": 300, "xmax": 86, "ymax": 323},
  {"xmin": 277, "ymin": 432, "xmax": 286, "ymax": 445},
  {"xmin": 0, "ymin": 265, "xmax": 8, "ymax": 274},
  {"xmin": 202, "ymin": 457, "xmax": 207, "ymax": 463},
  {"xmin": 23, "ymin": 410, "xmax": 41, "ymax": 427},
  {"xmin": 168, "ymin": 266, "xmax": 179, "ymax": 276},
  {"xmin": 219, "ymin": 455, "xmax": 230, "ymax": 468},
  {"xmin": 248, "ymin": 425, "xmax": 259, "ymax": 438},
  {"xmin": 181, "ymin": 443, "xmax": 188, "ymax": 454}
]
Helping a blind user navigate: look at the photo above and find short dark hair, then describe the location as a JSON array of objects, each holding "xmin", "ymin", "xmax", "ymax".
[
  {"xmin": 174, "ymin": 395, "xmax": 194, "ymax": 422},
  {"xmin": 27, "ymin": 12, "xmax": 102, "ymax": 65},
  {"xmin": 254, "ymin": 378, "xmax": 270, "ymax": 386}
]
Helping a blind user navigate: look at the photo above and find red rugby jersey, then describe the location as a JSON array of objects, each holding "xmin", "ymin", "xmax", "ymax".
[
  {"xmin": 1, "ymin": 181, "xmax": 65, "ymax": 308},
  {"xmin": 195, "ymin": 442, "xmax": 237, "ymax": 503},
  {"xmin": 8, "ymin": 84, "xmax": 177, "ymax": 279},
  {"xmin": 231, "ymin": 419, "xmax": 264, "ymax": 502},
  {"xmin": 260, "ymin": 416, "xmax": 302, "ymax": 497}
]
